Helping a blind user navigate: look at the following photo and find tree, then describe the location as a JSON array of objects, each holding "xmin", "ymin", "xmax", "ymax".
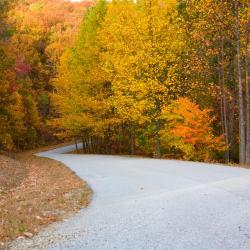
[
  {"xmin": 177, "ymin": 0, "xmax": 250, "ymax": 164},
  {"xmin": 235, "ymin": 1, "xmax": 245, "ymax": 164},
  {"xmin": 160, "ymin": 98, "xmax": 227, "ymax": 161},
  {"xmin": 51, "ymin": 0, "xmax": 111, "ymax": 151},
  {"xmin": 0, "ymin": 0, "xmax": 16, "ymax": 150},
  {"xmin": 99, "ymin": 0, "xmax": 184, "ymax": 157}
]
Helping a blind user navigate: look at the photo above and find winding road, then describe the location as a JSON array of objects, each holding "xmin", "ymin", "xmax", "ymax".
[{"xmin": 11, "ymin": 145, "xmax": 250, "ymax": 250}]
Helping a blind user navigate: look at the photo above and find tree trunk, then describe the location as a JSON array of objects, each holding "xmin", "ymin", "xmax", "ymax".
[
  {"xmin": 104, "ymin": 132, "xmax": 109, "ymax": 154},
  {"xmin": 98, "ymin": 137, "xmax": 103, "ymax": 154},
  {"xmin": 118, "ymin": 126, "xmax": 122, "ymax": 154},
  {"xmin": 93, "ymin": 136, "xmax": 97, "ymax": 154},
  {"xmin": 91, "ymin": 136, "xmax": 95, "ymax": 154},
  {"xmin": 74, "ymin": 137, "xmax": 78, "ymax": 153},
  {"xmin": 228, "ymin": 49, "xmax": 236, "ymax": 160},
  {"xmin": 220, "ymin": 39, "xmax": 230, "ymax": 162},
  {"xmin": 96, "ymin": 137, "xmax": 101, "ymax": 154},
  {"xmin": 245, "ymin": 32, "xmax": 250, "ymax": 163},
  {"xmin": 236, "ymin": 5, "xmax": 246, "ymax": 164},
  {"xmin": 89, "ymin": 137, "xmax": 92, "ymax": 154},
  {"xmin": 155, "ymin": 119, "xmax": 161, "ymax": 158},
  {"xmin": 219, "ymin": 70, "xmax": 225, "ymax": 136},
  {"xmin": 130, "ymin": 124, "xmax": 135, "ymax": 155},
  {"xmin": 86, "ymin": 137, "xmax": 89, "ymax": 153},
  {"xmin": 81, "ymin": 137, "xmax": 85, "ymax": 153}
]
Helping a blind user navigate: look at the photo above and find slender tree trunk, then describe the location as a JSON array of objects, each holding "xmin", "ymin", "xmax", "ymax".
[
  {"xmin": 86, "ymin": 137, "xmax": 89, "ymax": 153},
  {"xmin": 118, "ymin": 126, "xmax": 122, "ymax": 154},
  {"xmin": 74, "ymin": 137, "xmax": 78, "ymax": 153},
  {"xmin": 82, "ymin": 137, "xmax": 85, "ymax": 153},
  {"xmin": 219, "ymin": 70, "xmax": 225, "ymax": 136},
  {"xmin": 99, "ymin": 137, "xmax": 102, "ymax": 154},
  {"xmin": 245, "ymin": 32, "xmax": 250, "ymax": 163},
  {"xmin": 236, "ymin": 5, "xmax": 246, "ymax": 164},
  {"xmin": 220, "ymin": 39, "xmax": 230, "ymax": 162},
  {"xmin": 229, "ymin": 88, "xmax": 236, "ymax": 160},
  {"xmin": 228, "ymin": 50, "xmax": 236, "ymax": 160},
  {"xmin": 92, "ymin": 137, "xmax": 95, "ymax": 153},
  {"xmin": 155, "ymin": 119, "xmax": 161, "ymax": 159},
  {"xmin": 88, "ymin": 137, "xmax": 91, "ymax": 153},
  {"xmin": 130, "ymin": 124, "xmax": 135, "ymax": 155},
  {"xmin": 89, "ymin": 137, "xmax": 93, "ymax": 153},
  {"xmin": 104, "ymin": 132, "xmax": 109, "ymax": 154}
]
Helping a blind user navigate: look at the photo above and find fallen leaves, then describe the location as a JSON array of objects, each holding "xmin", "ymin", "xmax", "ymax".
[
  {"xmin": 0, "ymin": 155, "xmax": 27, "ymax": 193},
  {"xmin": 0, "ymin": 149, "xmax": 92, "ymax": 243},
  {"xmin": 23, "ymin": 232, "xmax": 33, "ymax": 238}
]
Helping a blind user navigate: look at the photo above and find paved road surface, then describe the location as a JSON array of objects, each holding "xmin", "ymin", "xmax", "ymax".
[{"xmin": 10, "ymin": 145, "xmax": 250, "ymax": 250}]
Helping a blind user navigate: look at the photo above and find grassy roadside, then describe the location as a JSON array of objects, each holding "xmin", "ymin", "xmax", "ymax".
[{"xmin": 0, "ymin": 144, "xmax": 92, "ymax": 246}]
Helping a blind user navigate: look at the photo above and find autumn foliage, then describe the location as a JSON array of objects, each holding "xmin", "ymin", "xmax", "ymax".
[
  {"xmin": 0, "ymin": 0, "xmax": 90, "ymax": 150},
  {"xmin": 50, "ymin": 0, "xmax": 228, "ymax": 162},
  {"xmin": 161, "ymin": 98, "xmax": 227, "ymax": 161}
]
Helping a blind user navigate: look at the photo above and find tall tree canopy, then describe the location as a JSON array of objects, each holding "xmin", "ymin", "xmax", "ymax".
[{"xmin": 51, "ymin": 0, "xmax": 231, "ymax": 161}]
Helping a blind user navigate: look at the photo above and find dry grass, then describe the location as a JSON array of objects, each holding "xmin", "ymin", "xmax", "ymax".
[{"xmin": 0, "ymin": 144, "xmax": 92, "ymax": 246}]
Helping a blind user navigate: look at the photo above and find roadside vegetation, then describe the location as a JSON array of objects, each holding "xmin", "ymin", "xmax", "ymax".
[{"xmin": 0, "ymin": 146, "xmax": 91, "ymax": 245}]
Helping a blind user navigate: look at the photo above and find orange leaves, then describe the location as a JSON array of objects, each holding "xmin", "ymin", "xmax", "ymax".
[{"xmin": 161, "ymin": 97, "xmax": 227, "ymax": 161}]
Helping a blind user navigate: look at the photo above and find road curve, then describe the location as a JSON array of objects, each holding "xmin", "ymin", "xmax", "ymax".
[{"xmin": 10, "ymin": 145, "xmax": 250, "ymax": 250}]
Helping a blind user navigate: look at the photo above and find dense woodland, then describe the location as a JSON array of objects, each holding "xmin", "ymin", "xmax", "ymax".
[
  {"xmin": 0, "ymin": 0, "xmax": 249, "ymax": 164},
  {"xmin": 0, "ymin": 0, "xmax": 91, "ymax": 149}
]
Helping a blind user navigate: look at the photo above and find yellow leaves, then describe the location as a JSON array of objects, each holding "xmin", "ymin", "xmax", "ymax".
[
  {"xmin": 50, "ymin": 0, "xmax": 111, "ymax": 139},
  {"xmin": 99, "ymin": 0, "xmax": 183, "ymax": 126},
  {"xmin": 8, "ymin": 92, "xmax": 25, "ymax": 130},
  {"xmin": 48, "ymin": 0, "xmax": 231, "ymax": 161}
]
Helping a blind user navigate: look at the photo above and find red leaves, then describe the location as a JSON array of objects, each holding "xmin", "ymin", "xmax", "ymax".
[{"xmin": 14, "ymin": 58, "xmax": 32, "ymax": 76}]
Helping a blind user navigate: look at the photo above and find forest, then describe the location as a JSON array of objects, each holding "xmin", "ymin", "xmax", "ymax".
[{"xmin": 0, "ymin": 0, "xmax": 249, "ymax": 164}]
